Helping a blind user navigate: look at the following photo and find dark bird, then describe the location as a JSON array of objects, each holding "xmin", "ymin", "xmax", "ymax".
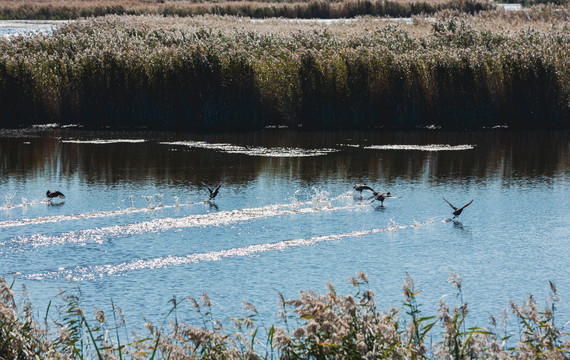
[
  {"xmin": 353, "ymin": 184, "xmax": 374, "ymax": 193},
  {"xmin": 368, "ymin": 190, "xmax": 395, "ymax": 206},
  {"xmin": 201, "ymin": 182, "xmax": 221, "ymax": 200},
  {"xmin": 46, "ymin": 190, "xmax": 65, "ymax": 199},
  {"xmin": 443, "ymin": 198, "xmax": 473, "ymax": 219}
]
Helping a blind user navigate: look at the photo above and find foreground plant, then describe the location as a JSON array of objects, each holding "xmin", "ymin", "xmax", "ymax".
[{"xmin": 0, "ymin": 272, "xmax": 568, "ymax": 359}]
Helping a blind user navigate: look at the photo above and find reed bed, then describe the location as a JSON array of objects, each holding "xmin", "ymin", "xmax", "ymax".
[
  {"xmin": 0, "ymin": 9, "xmax": 569, "ymax": 131},
  {"xmin": 1, "ymin": 272, "xmax": 569, "ymax": 359},
  {"xmin": 0, "ymin": 0, "xmax": 495, "ymax": 20}
]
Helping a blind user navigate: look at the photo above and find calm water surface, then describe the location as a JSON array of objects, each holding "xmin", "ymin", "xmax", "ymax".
[
  {"xmin": 0, "ymin": 20, "xmax": 66, "ymax": 37},
  {"xmin": 1, "ymin": 128, "xmax": 569, "ymax": 331}
]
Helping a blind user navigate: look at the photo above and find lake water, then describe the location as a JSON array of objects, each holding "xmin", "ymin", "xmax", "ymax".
[
  {"xmin": 0, "ymin": 20, "xmax": 67, "ymax": 38},
  {"xmin": 1, "ymin": 128, "xmax": 569, "ymax": 334}
]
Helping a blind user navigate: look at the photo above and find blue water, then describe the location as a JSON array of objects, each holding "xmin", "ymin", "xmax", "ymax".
[
  {"xmin": 0, "ymin": 20, "xmax": 65, "ymax": 38},
  {"xmin": 1, "ymin": 129, "xmax": 569, "ymax": 334}
]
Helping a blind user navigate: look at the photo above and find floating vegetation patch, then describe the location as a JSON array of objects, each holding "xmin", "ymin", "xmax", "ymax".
[
  {"xmin": 160, "ymin": 141, "xmax": 337, "ymax": 157},
  {"xmin": 364, "ymin": 144, "xmax": 476, "ymax": 151}
]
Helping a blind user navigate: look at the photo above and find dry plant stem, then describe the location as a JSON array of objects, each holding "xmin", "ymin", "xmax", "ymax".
[{"xmin": 1, "ymin": 273, "xmax": 570, "ymax": 359}]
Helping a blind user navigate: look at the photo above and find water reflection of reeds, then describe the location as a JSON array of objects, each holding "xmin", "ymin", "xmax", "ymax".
[{"xmin": 1, "ymin": 130, "xmax": 568, "ymax": 186}]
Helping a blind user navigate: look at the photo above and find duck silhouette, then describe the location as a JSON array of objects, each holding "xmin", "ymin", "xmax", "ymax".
[
  {"xmin": 353, "ymin": 184, "xmax": 374, "ymax": 193},
  {"xmin": 201, "ymin": 182, "xmax": 221, "ymax": 200},
  {"xmin": 443, "ymin": 198, "xmax": 473, "ymax": 219},
  {"xmin": 46, "ymin": 190, "xmax": 65, "ymax": 199},
  {"xmin": 369, "ymin": 191, "xmax": 395, "ymax": 206}
]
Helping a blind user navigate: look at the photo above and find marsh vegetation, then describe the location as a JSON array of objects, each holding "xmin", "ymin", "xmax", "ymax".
[
  {"xmin": 1, "ymin": 7, "xmax": 569, "ymax": 131},
  {"xmin": 0, "ymin": 0, "xmax": 494, "ymax": 21},
  {"xmin": 1, "ymin": 273, "xmax": 568, "ymax": 359}
]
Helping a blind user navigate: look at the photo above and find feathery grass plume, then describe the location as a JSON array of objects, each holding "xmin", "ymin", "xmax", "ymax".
[
  {"xmin": 0, "ymin": 0, "xmax": 496, "ymax": 21},
  {"xmin": 1, "ymin": 11, "xmax": 569, "ymax": 130},
  {"xmin": 0, "ymin": 274, "xmax": 569, "ymax": 358}
]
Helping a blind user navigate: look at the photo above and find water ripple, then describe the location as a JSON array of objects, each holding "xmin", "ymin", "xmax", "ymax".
[
  {"xmin": 24, "ymin": 219, "xmax": 434, "ymax": 281},
  {"xmin": 3, "ymin": 202, "xmax": 362, "ymax": 251},
  {"xmin": 0, "ymin": 202, "xmax": 192, "ymax": 228}
]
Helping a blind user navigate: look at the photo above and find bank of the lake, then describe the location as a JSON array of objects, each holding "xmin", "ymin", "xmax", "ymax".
[
  {"xmin": 1, "ymin": 272, "xmax": 569, "ymax": 359},
  {"xmin": 1, "ymin": 8, "xmax": 569, "ymax": 131}
]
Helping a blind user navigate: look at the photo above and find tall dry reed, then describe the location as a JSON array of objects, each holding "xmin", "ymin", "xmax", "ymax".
[
  {"xmin": 0, "ymin": 0, "xmax": 495, "ymax": 20},
  {"xmin": 1, "ymin": 272, "xmax": 569, "ymax": 359},
  {"xmin": 0, "ymin": 10, "xmax": 568, "ymax": 131}
]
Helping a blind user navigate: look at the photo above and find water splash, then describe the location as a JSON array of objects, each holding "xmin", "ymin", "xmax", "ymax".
[
  {"xmin": 309, "ymin": 187, "xmax": 332, "ymax": 209},
  {"xmin": 3, "ymin": 193, "xmax": 15, "ymax": 209},
  {"xmin": 0, "ymin": 199, "xmax": 43, "ymax": 211},
  {"xmin": 24, "ymin": 220, "xmax": 434, "ymax": 281},
  {"xmin": 142, "ymin": 194, "xmax": 163, "ymax": 209},
  {"xmin": 128, "ymin": 195, "xmax": 136, "ymax": 209}
]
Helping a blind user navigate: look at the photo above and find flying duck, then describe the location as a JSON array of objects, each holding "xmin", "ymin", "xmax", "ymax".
[
  {"xmin": 443, "ymin": 198, "xmax": 473, "ymax": 219},
  {"xmin": 201, "ymin": 182, "xmax": 221, "ymax": 200},
  {"xmin": 46, "ymin": 190, "xmax": 65, "ymax": 199},
  {"xmin": 369, "ymin": 190, "xmax": 394, "ymax": 205},
  {"xmin": 353, "ymin": 184, "xmax": 374, "ymax": 193}
]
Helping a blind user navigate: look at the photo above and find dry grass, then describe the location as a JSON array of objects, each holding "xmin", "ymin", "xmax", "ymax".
[
  {"xmin": 1, "ymin": 272, "xmax": 569, "ymax": 359},
  {"xmin": 0, "ymin": 0, "xmax": 495, "ymax": 20},
  {"xmin": 1, "ymin": 9, "xmax": 568, "ymax": 131}
]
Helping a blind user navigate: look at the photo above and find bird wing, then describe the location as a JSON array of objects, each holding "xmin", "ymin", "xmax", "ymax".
[
  {"xmin": 443, "ymin": 197, "xmax": 458, "ymax": 211},
  {"xmin": 201, "ymin": 182, "xmax": 213, "ymax": 193},
  {"xmin": 365, "ymin": 188, "xmax": 376, "ymax": 195},
  {"xmin": 459, "ymin": 200, "xmax": 473, "ymax": 210}
]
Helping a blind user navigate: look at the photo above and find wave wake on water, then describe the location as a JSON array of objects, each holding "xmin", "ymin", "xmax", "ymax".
[
  {"xmin": 2, "ymin": 201, "xmax": 363, "ymax": 251},
  {"xmin": 0, "ymin": 200, "xmax": 44, "ymax": 211},
  {"xmin": 24, "ymin": 219, "xmax": 434, "ymax": 281},
  {"xmin": 0, "ymin": 201, "xmax": 193, "ymax": 228}
]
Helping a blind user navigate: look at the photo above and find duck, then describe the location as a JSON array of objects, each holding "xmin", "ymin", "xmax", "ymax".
[
  {"xmin": 201, "ymin": 182, "xmax": 221, "ymax": 200},
  {"xmin": 46, "ymin": 190, "xmax": 65, "ymax": 199},
  {"xmin": 443, "ymin": 198, "xmax": 473, "ymax": 219},
  {"xmin": 369, "ymin": 190, "xmax": 395, "ymax": 205},
  {"xmin": 353, "ymin": 184, "xmax": 374, "ymax": 193}
]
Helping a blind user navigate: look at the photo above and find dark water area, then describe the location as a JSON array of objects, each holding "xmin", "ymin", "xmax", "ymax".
[{"xmin": 1, "ymin": 128, "xmax": 569, "ymax": 333}]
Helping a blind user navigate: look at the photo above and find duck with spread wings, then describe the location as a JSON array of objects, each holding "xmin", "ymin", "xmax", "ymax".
[{"xmin": 443, "ymin": 198, "xmax": 473, "ymax": 219}]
